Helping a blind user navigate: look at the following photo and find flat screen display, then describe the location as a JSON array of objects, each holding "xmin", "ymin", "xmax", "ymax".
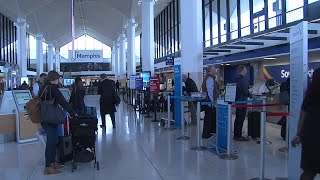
[
  {"xmin": 63, "ymin": 79, "xmax": 75, "ymax": 86},
  {"xmin": 140, "ymin": 71, "xmax": 151, "ymax": 91},
  {"xmin": 59, "ymin": 89, "xmax": 71, "ymax": 101},
  {"xmin": 14, "ymin": 92, "xmax": 31, "ymax": 105}
]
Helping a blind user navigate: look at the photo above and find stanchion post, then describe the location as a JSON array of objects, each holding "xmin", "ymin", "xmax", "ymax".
[
  {"xmin": 191, "ymin": 101, "xmax": 207, "ymax": 151},
  {"xmin": 251, "ymin": 98, "xmax": 270, "ymax": 180},
  {"xmin": 177, "ymin": 98, "xmax": 190, "ymax": 140},
  {"xmin": 165, "ymin": 95, "xmax": 172, "ymax": 130}
]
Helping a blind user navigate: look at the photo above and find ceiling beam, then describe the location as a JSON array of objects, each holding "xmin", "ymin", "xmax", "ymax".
[
  {"xmin": 234, "ymin": 41, "xmax": 264, "ymax": 46},
  {"xmin": 280, "ymin": 29, "xmax": 318, "ymax": 34},
  {"xmin": 207, "ymin": 49, "xmax": 231, "ymax": 53},
  {"xmin": 219, "ymin": 45, "xmax": 246, "ymax": 50},
  {"xmin": 252, "ymin": 36, "xmax": 287, "ymax": 41},
  {"xmin": 203, "ymin": 52, "xmax": 219, "ymax": 55}
]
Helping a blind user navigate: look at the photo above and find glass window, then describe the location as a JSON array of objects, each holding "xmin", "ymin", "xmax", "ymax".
[
  {"xmin": 309, "ymin": 0, "xmax": 319, "ymax": 3},
  {"xmin": 268, "ymin": 0, "xmax": 283, "ymax": 28},
  {"xmin": 286, "ymin": 0, "xmax": 303, "ymax": 23},
  {"xmin": 204, "ymin": 4, "xmax": 211, "ymax": 47},
  {"xmin": 220, "ymin": 0, "xmax": 227, "ymax": 43},
  {"xmin": 230, "ymin": 3, "xmax": 238, "ymax": 40},
  {"xmin": 211, "ymin": 0, "xmax": 219, "ymax": 45}
]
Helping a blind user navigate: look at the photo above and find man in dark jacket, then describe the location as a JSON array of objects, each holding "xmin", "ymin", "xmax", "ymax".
[
  {"xmin": 234, "ymin": 65, "xmax": 251, "ymax": 141},
  {"xmin": 182, "ymin": 74, "xmax": 198, "ymax": 125},
  {"xmin": 98, "ymin": 74, "xmax": 117, "ymax": 129}
]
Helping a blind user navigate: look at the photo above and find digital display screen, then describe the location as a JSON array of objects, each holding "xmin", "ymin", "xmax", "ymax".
[
  {"xmin": 63, "ymin": 79, "xmax": 75, "ymax": 86},
  {"xmin": 14, "ymin": 92, "xmax": 31, "ymax": 105},
  {"xmin": 140, "ymin": 71, "xmax": 151, "ymax": 91}
]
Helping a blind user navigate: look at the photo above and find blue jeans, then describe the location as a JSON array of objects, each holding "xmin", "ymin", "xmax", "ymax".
[{"xmin": 42, "ymin": 123, "xmax": 58, "ymax": 167}]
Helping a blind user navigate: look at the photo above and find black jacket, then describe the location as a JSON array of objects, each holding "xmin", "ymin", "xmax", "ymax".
[
  {"xmin": 183, "ymin": 77, "xmax": 198, "ymax": 95},
  {"xmin": 69, "ymin": 85, "xmax": 85, "ymax": 111},
  {"xmin": 235, "ymin": 75, "xmax": 251, "ymax": 101},
  {"xmin": 98, "ymin": 79, "xmax": 116, "ymax": 114},
  {"xmin": 39, "ymin": 83, "xmax": 76, "ymax": 116}
]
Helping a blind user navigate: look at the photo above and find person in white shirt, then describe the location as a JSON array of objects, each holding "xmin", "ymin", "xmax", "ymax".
[{"xmin": 33, "ymin": 73, "xmax": 46, "ymax": 96}]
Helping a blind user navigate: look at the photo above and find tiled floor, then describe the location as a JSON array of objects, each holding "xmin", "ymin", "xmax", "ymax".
[{"xmin": 1, "ymin": 98, "xmax": 319, "ymax": 180}]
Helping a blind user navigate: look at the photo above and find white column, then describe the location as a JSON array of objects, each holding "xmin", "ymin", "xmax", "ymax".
[
  {"xmin": 114, "ymin": 43, "xmax": 120, "ymax": 80},
  {"xmin": 16, "ymin": 18, "xmax": 28, "ymax": 77},
  {"xmin": 126, "ymin": 19, "xmax": 136, "ymax": 76},
  {"xmin": 111, "ymin": 46, "xmax": 115, "ymax": 72},
  {"xmin": 119, "ymin": 34, "xmax": 126, "ymax": 80},
  {"xmin": 36, "ymin": 34, "xmax": 44, "ymax": 76},
  {"xmin": 180, "ymin": 0, "xmax": 203, "ymax": 88},
  {"xmin": 55, "ymin": 49, "xmax": 60, "ymax": 72},
  {"xmin": 141, "ymin": 0, "xmax": 155, "ymax": 76},
  {"xmin": 47, "ymin": 44, "xmax": 54, "ymax": 71}
]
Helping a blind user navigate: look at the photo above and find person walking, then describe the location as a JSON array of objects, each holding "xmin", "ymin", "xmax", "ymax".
[
  {"xmin": 98, "ymin": 73, "xmax": 117, "ymax": 129},
  {"xmin": 115, "ymin": 80, "xmax": 120, "ymax": 92},
  {"xmin": 182, "ymin": 74, "xmax": 198, "ymax": 125},
  {"xmin": 33, "ymin": 73, "xmax": 46, "ymax": 96},
  {"xmin": 201, "ymin": 65, "xmax": 219, "ymax": 139},
  {"xmin": 234, "ymin": 65, "xmax": 251, "ymax": 141},
  {"xmin": 291, "ymin": 68, "xmax": 320, "ymax": 180},
  {"xmin": 39, "ymin": 71, "xmax": 76, "ymax": 175},
  {"xmin": 69, "ymin": 77, "xmax": 86, "ymax": 114}
]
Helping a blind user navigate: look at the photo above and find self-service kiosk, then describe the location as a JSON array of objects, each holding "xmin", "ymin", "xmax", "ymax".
[
  {"xmin": 12, "ymin": 90, "xmax": 39, "ymax": 143},
  {"xmin": 58, "ymin": 88, "xmax": 71, "ymax": 136},
  {"xmin": 59, "ymin": 88, "xmax": 71, "ymax": 102}
]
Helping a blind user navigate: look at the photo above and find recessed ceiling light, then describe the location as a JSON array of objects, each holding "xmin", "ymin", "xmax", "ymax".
[
  {"xmin": 264, "ymin": 57, "xmax": 276, "ymax": 60},
  {"xmin": 226, "ymin": 64, "xmax": 230, "ymax": 66}
]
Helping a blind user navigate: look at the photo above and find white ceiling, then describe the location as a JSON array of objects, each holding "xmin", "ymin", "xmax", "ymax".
[{"xmin": 0, "ymin": 0, "xmax": 172, "ymax": 48}]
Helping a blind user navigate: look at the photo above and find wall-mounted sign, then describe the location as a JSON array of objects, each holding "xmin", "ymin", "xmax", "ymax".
[
  {"xmin": 165, "ymin": 56, "xmax": 174, "ymax": 65},
  {"xmin": 224, "ymin": 83, "xmax": 237, "ymax": 103},
  {"xmin": 135, "ymin": 78, "xmax": 143, "ymax": 90},
  {"xmin": 68, "ymin": 50, "xmax": 103, "ymax": 62},
  {"xmin": 150, "ymin": 77, "xmax": 160, "ymax": 93}
]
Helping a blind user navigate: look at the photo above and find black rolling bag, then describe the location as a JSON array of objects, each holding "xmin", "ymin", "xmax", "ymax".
[
  {"xmin": 57, "ymin": 135, "xmax": 73, "ymax": 163},
  {"xmin": 247, "ymin": 111, "xmax": 261, "ymax": 139}
]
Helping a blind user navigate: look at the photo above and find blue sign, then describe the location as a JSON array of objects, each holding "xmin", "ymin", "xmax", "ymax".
[
  {"xmin": 217, "ymin": 103, "xmax": 228, "ymax": 152},
  {"xmin": 174, "ymin": 62, "xmax": 182, "ymax": 128},
  {"xmin": 264, "ymin": 62, "xmax": 320, "ymax": 84},
  {"xmin": 166, "ymin": 56, "xmax": 174, "ymax": 65},
  {"xmin": 141, "ymin": 71, "xmax": 151, "ymax": 91},
  {"xmin": 135, "ymin": 78, "xmax": 143, "ymax": 90}
]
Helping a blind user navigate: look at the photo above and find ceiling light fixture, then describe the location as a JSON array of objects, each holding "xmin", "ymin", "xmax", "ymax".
[
  {"xmin": 264, "ymin": 57, "xmax": 277, "ymax": 60},
  {"xmin": 226, "ymin": 64, "xmax": 230, "ymax": 66},
  {"xmin": 138, "ymin": 0, "xmax": 158, "ymax": 5}
]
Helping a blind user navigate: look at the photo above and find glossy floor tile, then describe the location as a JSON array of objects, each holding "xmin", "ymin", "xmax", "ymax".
[{"xmin": 1, "ymin": 99, "xmax": 319, "ymax": 180}]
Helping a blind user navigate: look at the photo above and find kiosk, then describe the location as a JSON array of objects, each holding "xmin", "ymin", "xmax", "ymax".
[
  {"xmin": 59, "ymin": 88, "xmax": 71, "ymax": 102},
  {"xmin": 12, "ymin": 90, "xmax": 38, "ymax": 143},
  {"xmin": 58, "ymin": 88, "xmax": 71, "ymax": 136},
  {"xmin": 0, "ymin": 91, "xmax": 16, "ymax": 143}
]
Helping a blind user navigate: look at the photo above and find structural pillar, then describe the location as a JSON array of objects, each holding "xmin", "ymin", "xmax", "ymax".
[
  {"xmin": 114, "ymin": 43, "xmax": 120, "ymax": 80},
  {"xmin": 141, "ymin": 0, "xmax": 155, "ymax": 76},
  {"xmin": 16, "ymin": 18, "xmax": 28, "ymax": 77},
  {"xmin": 180, "ymin": 0, "xmax": 204, "ymax": 88},
  {"xmin": 47, "ymin": 44, "xmax": 54, "ymax": 71},
  {"xmin": 55, "ymin": 49, "xmax": 60, "ymax": 72},
  {"xmin": 119, "ymin": 33, "xmax": 126, "ymax": 80},
  {"xmin": 126, "ymin": 19, "xmax": 137, "ymax": 76},
  {"xmin": 36, "ymin": 34, "xmax": 44, "ymax": 76},
  {"xmin": 111, "ymin": 45, "xmax": 115, "ymax": 72}
]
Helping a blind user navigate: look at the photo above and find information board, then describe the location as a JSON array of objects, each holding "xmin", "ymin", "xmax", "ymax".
[
  {"xmin": 224, "ymin": 83, "xmax": 237, "ymax": 103},
  {"xmin": 135, "ymin": 78, "xmax": 143, "ymax": 90},
  {"xmin": 217, "ymin": 100, "xmax": 228, "ymax": 152},
  {"xmin": 130, "ymin": 76, "xmax": 137, "ymax": 89},
  {"xmin": 150, "ymin": 77, "xmax": 160, "ymax": 93},
  {"xmin": 141, "ymin": 71, "xmax": 151, "ymax": 91},
  {"xmin": 174, "ymin": 58, "xmax": 182, "ymax": 128},
  {"xmin": 166, "ymin": 56, "xmax": 174, "ymax": 65}
]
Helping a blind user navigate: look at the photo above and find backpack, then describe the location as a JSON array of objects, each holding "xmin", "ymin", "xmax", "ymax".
[{"xmin": 24, "ymin": 86, "xmax": 48, "ymax": 123}]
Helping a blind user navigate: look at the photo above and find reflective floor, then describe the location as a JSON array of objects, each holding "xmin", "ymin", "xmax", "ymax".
[{"xmin": 1, "ymin": 99, "xmax": 319, "ymax": 180}]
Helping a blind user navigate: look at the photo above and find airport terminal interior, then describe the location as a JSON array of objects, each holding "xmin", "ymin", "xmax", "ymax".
[{"xmin": 0, "ymin": 0, "xmax": 320, "ymax": 179}]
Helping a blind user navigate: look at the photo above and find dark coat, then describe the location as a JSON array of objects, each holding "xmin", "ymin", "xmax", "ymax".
[
  {"xmin": 98, "ymin": 79, "xmax": 116, "ymax": 114},
  {"xmin": 183, "ymin": 77, "xmax": 198, "ymax": 95},
  {"xmin": 69, "ymin": 85, "xmax": 85, "ymax": 112},
  {"xmin": 235, "ymin": 75, "xmax": 251, "ymax": 101}
]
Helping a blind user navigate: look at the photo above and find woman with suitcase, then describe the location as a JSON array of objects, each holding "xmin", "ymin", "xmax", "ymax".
[{"xmin": 291, "ymin": 68, "xmax": 320, "ymax": 180}]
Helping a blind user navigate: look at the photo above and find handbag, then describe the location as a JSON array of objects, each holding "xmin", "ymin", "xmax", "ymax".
[
  {"xmin": 113, "ymin": 92, "xmax": 121, "ymax": 106},
  {"xmin": 25, "ymin": 86, "xmax": 49, "ymax": 123},
  {"xmin": 40, "ymin": 86, "xmax": 65, "ymax": 124}
]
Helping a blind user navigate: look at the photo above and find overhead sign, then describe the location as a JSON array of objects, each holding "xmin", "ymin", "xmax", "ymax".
[
  {"xmin": 68, "ymin": 50, "xmax": 103, "ymax": 62},
  {"xmin": 150, "ymin": 77, "xmax": 160, "ymax": 93},
  {"xmin": 129, "ymin": 76, "xmax": 137, "ymax": 90},
  {"xmin": 165, "ymin": 56, "xmax": 174, "ymax": 65},
  {"xmin": 135, "ymin": 78, "xmax": 143, "ymax": 90},
  {"xmin": 224, "ymin": 83, "xmax": 237, "ymax": 103}
]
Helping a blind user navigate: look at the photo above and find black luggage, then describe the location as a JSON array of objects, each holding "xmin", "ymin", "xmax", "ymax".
[
  {"xmin": 247, "ymin": 111, "xmax": 261, "ymax": 139},
  {"xmin": 83, "ymin": 106, "xmax": 97, "ymax": 117},
  {"xmin": 57, "ymin": 135, "xmax": 73, "ymax": 163}
]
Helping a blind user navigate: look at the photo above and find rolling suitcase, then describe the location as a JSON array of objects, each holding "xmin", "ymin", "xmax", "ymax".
[
  {"xmin": 247, "ymin": 111, "xmax": 261, "ymax": 139},
  {"xmin": 57, "ymin": 112, "xmax": 73, "ymax": 163}
]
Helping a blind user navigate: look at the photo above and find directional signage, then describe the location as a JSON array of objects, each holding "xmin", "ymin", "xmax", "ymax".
[{"xmin": 166, "ymin": 56, "xmax": 174, "ymax": 65}]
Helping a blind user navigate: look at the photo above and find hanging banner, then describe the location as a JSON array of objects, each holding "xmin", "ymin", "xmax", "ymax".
[
  {"xmin": 174, "ymin": 58, "xmax": 182, "ymax": 128},
  {"xmin": 150, "ymin": 77, "xmax": 160, "ymax": 93}
]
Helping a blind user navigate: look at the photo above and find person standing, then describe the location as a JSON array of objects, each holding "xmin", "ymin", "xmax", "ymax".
[
  {"xmin": 19, "ymin": 81, "xmax": 29, "ymax": 90},
  {"xmin": 33, "ymin": 73, "xmax": 46, "ymax": 96},
  {"xmin": 182, "ymin": 74, "xmax": 198, "ymax": 125},
  {"xmin": 234, "ymin": 65, "xmax": 251, "ymax": 141},
  {"xmin": 115, "ymin": 80, "xmax": 120, "ymax": 92},
  {"xmin": 98, "ymin": 73, "xmax": 117, "ymax": 129},
  {"xmin": 201, "ymin": 66, "xmax": 219, "ymax": 139},
  {"xmin": 291, "ymin": 68, "xmax": 320, "ymax": 180},
  {"xmin": 38, "ymin": 71, "xmax": 76, "ymax": 175},
  {"xmin": 69, "ymin": 77, "xmax": 86, "ymax": 114}
]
